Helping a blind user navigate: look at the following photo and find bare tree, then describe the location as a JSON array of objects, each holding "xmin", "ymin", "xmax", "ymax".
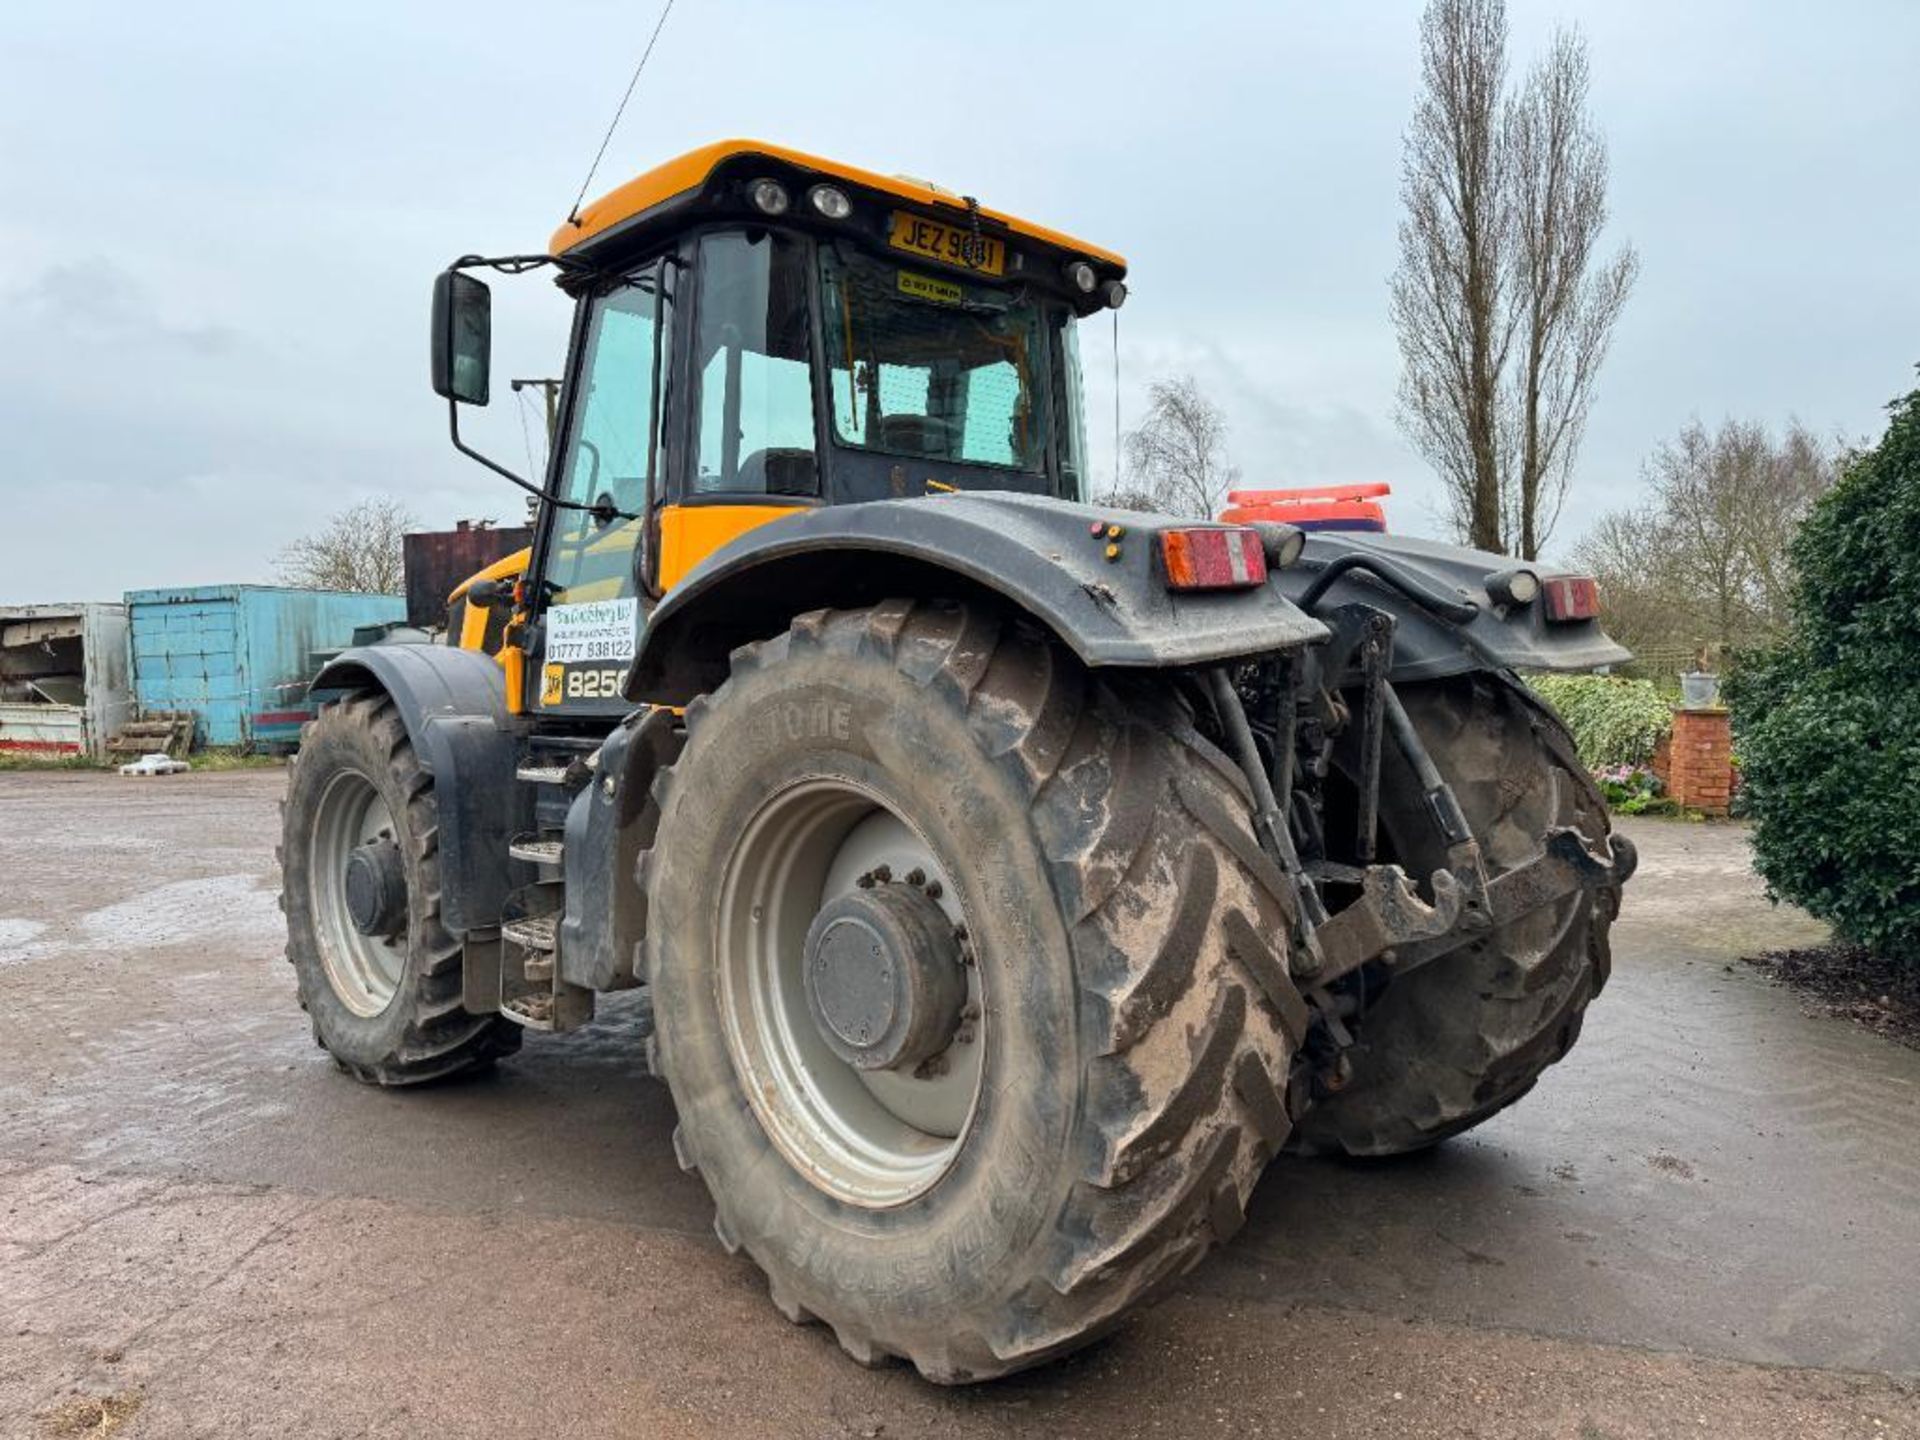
[
  {"xmin": 1391, "ymin": 0, "xmax": 1512, "ymax": 552},
  {"xmin": 277, "ymin": 497, "xmax": 416, "ymax": 594},
  {"xmin": 1392, "ymin": 0, "xmax": 1635, "ymax": 559},
  {"xmin": 1571, "ymin": 419, "xmax": 1838, "ymax": 659},
  {"xmin": 1503, "ymin": 29, "xmax": 1639, "ymax": 559},
  {"xmin": 1093, "ymin": 485, "xmax": 1164, "ymax": 515},
  {"xmin": 1118, "ymin": 375, "xmax": 1241, "ymax": 519}
]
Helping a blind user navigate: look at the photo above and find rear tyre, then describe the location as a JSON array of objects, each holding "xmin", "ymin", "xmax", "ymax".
[
  {"xmin": 281, "ymin": 690, "xmax": 520, "ymax": 1085},
  {"xmin": 641, "ymin": 601, "xmax": 1308, "ymax": 1382},
  {"xmin": 1292, "ymin": 672, "xmax": 1620, "ymax": 1157}
]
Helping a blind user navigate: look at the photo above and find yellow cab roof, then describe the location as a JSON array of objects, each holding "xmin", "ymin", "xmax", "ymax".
[{"xmin": 550, "ymin": 138, "xmax": 1126, "ymax": 270}]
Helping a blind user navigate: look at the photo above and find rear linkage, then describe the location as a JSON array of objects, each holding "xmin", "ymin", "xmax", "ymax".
[{"xmin": 1200, "ymin": 562, "xmax": 1630, "ymax": 1100}]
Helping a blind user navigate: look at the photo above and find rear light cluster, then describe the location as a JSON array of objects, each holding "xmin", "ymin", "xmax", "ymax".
[
  {"xmin": 1159, "ymin": 527, "xmax": 1268, "ymax": 592},
  {"xmin": 1542, "ymin": 576, "xmax": 1600, "ymax": 622}
]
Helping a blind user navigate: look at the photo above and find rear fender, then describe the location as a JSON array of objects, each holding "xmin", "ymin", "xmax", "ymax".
[
  {"xmin": 308, "ymin": 644, "xmax": 523, "ymax": 934},
  {"xmin": 1274, "ymin": 531, "xmax": 1631, "ymax": 682},
  {"xmin": 629, "ymin": 493, "xmax": 1329, "ymax": 705}
]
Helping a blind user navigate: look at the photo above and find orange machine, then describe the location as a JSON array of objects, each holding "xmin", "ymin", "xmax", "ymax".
[{"xmin": 1221, "ymin": 482, "xmax": 1390, "ymax": 533}]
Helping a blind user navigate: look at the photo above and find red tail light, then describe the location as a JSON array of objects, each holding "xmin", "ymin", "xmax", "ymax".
[
  {"xmin": 1542, "ymin": 576, "xmax": 1600, "ymax": 622},
  {"xmin": 1159, "ymin": 527, "xmax": 1268, "ymax": 591}
]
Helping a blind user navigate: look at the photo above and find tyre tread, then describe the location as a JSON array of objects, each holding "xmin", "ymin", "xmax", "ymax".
[
  {"xmin": 643, "ymin": 601, "xmax": 1301, "ymax": 1381},
  {"xmin": 282, "ymin": 688, "xmax": 520, "ymax": 1086}
]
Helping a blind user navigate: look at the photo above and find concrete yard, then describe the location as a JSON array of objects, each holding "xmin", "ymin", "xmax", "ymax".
[{"xmin": 2, "ymin": 770, "xmax": 1917, "ymax": 1437}]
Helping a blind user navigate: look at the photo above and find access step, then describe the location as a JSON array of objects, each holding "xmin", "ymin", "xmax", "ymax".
[
  {"xmin": 498, "ymin": 982, "xmax": 593, "ymax": 1032},
  {"xmin": 509, "ymin": 837, "xmax": 564, "ymax": 867},
  {"xmin": 502, "ymin": 914, "xmax": 557, "ymax": 952},
  {"xmin": 514, "ymin": 764, "xmax": 573, "ymax": 786},
  {"xmin": 501, "ymin": 993, "xmax": 557, "ymax": 1029}
]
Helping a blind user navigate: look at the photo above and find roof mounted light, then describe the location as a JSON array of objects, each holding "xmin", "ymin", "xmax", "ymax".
[
  {"xmin": 808, "ymin": 184, "xmax": 852, "ymax": 220},
  {"xmin": 1101, "ymin": 279, "xmax": 1128, "ymax": 309},
  {"xmin": 1485, "ymin": 567, "xmax": 1540, "ymax": 607},
  {"xmin": 1065, "ymin": 260, "xmax": 1098, "ymax": 294},
  {"xmin": 747, "ymin": 178, "xmax": 790, "ymax": 216}
]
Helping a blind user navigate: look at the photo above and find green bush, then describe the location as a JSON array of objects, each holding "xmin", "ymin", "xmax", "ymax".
[
  {"xmin": 1593, "ymin": 764, "xmax": 1678, "ymax": 817},
  {"xmin": 1526, "ymin": 673, "xmax": 1673, "ymax": 770},
  {"xmin": 1726, "ymin": 386, "xmax": 1920, "ymax": 968}
]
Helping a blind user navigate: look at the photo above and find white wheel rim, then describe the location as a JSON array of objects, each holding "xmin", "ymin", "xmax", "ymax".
[
  {"xmin": 715, "ymin": 777, "xmax": 985, "ymax": 1208},
  {"xmin": 309, "ymin": 769, "xmax": 405, "ymax": 1017}
]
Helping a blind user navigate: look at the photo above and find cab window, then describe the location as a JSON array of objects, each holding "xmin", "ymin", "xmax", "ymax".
[
  {"xmin": 691, "ymin": 230, "xmax": 817, "ymax": 496},
  {"xmin": 545, "ymin": 270, "xmax": 665, "ymax": 607},
  {"xmin": 819, "ymin": 245, "xmax": 1048, "ymax": 474}
]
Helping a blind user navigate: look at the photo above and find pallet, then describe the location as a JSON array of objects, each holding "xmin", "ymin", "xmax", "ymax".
[{"xmin": 107, "ymin": 713, "xmax": 196, "ymax": 761}]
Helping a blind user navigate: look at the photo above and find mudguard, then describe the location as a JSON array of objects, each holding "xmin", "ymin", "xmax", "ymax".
[
  {"xmin": 308, "ymin": 644, "xmax": 524, "ymax": 934},
  {"xmin": 629, "ymin": 493, "xmax": 1330, "ymax": 704},
  {"xmin": 557, "ymin": 706, "xmax": 680, "ymax": 992},
  {"xmin": 1275, "ymin": 531, "xmax": 1631, "ymax": 682}
]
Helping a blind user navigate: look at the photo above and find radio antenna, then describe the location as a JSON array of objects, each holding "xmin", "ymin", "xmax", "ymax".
[
  {"xmin": 565, "ymin": 0, "xmax": 680, "ymax": 229},
  {"xmin": 1112, "ymin": 308, "xmax": 1123, "ymax": 492}
]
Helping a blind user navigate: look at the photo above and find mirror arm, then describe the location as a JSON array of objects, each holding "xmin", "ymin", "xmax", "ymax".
[
  {"xmin": 445, "ymin": 398, "xmax": 639, "ymax": 522},
  {"xmin": 438, "ymin": 251, "xmax": 643, "ymax": 521},
  {"xmin": 446, "ymin": 395, "xmax": 544, "ymax": 500}
]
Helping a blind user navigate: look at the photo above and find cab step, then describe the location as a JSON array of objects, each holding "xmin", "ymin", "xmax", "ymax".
[
  {"xmin": 498, "ymin": 981, "xmax": 593, "ymax": 1032},
  {"xmin": 515, "ymin": 764, "xmax": 573, "ymax": 786},
  {"xmin": 509, "ymin": 837, "xmax": 564, "ymax": 867},
  {"xmin": 502, "ymin": 914, "xmax": 557, "ymax": 952},
  {"xmin": 502, "ymin": 993, "xmax": 557, "ymax": 1029}
]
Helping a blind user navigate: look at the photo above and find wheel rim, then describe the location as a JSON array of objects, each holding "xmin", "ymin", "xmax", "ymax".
[
  {"xmin": 716, "ymin": 777, "xmax": 985, "ymax": 1208},
  {"xmin": 309, "ymin": 768, "xmax": 407, "ymax": 1017}
]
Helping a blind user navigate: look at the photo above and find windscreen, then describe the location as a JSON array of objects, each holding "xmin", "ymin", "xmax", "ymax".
[{"xmin": 820, "ymin": 246, "xmax": 1048, "ymax": 474}]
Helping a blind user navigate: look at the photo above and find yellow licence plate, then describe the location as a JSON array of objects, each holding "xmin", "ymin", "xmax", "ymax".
[{"xmin": 888, "ymin": 212, "xmax": 1005, "ymax": 276}]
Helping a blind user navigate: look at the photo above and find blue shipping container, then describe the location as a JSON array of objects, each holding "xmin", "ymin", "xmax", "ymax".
[{"xmin": 125, "ymin": 585, "xmax": 405, "ymax": 749}]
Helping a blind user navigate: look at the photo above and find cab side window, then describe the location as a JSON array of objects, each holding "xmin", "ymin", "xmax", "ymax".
[
  {"xmin": 691, "ymin": 231, "xmax": 817, "ymax": 496},
  {"xmin": 545, "ymin": 272, "xmax": 665, "ymax": 606}
]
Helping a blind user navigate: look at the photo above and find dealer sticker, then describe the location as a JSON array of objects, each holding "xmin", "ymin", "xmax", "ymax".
[{"xmin": 545, "ymin": 598, "xmax": 638, "ymax": 666}]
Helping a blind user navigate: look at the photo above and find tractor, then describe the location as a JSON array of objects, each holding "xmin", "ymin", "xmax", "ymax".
[{"xmin": 280, "ymin": 140, "xmax": 1636, "ymax": 1382}]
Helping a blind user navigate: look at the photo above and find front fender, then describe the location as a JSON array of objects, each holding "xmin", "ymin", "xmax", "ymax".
[
  {"xmin": 629, "ymin": 493, "xmax": 1329, "ymax": 704},
  {"xmin": 309, "ymin": 644, "xmax": 523, "ymax": 933},
  {"xmin": 1275, "ymin": 531, "xmax": 1632, "ymax": 682}
]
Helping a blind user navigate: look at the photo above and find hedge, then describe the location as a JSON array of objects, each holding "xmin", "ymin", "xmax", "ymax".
[
  {"xmin": 1526, "ymin": 673, "xmax": 1672, "ymax": 770},
  {"xmin": 1726, "ymin": 386, "xmax": 1920, "ymax": 967}
]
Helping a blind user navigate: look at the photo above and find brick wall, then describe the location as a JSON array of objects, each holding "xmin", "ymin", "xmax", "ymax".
[{"xmin": 1666, "ymin": 707, "xmax": 1732, "ymax": 816}]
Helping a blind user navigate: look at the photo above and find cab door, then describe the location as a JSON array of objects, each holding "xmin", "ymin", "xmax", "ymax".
[
  {"xmin": 533, "ymin": 264, "xmax": 671, "ymax": 716},
  {"xmin": 654, "ymin": 228, "xmax": 820, "ymax": 590}
]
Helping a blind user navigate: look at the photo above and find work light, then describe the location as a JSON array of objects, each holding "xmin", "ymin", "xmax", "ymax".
[
  {"xmin": 1484, "ymin": 568, "xmax": 1540, "ymax": 607},
  {"xmin": 808, "ymin": 185, "xmax": 852, "ymax": 219},
  {"xmin": 748, "ymin": 178, "xmax": 790, "ymax": 216}
]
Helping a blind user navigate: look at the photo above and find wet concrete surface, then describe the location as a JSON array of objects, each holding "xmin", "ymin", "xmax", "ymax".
[{"xmin": 2, "ymin": 769, "xmax": 1916, "ymax": 1437}]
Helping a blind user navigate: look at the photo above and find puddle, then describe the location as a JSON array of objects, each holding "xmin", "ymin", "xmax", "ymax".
[
  {"xmin": 0, "ymin": 917, "xmax": 54, "ymax": 967},
  {"xmin": 78, "ymin": 875, "xmax": 284, "ymax": 951}
]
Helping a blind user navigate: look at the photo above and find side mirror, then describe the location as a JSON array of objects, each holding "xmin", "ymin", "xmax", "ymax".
[
  {"xmin": 431, "ymin": 270, "xmax": 492, "ymax": 405},
  {"xmin": 466, "ymin": 577, "xmax": 514, "ymax": 609}
]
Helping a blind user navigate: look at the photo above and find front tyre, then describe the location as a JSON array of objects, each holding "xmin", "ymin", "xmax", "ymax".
[
  {"xmin": 281, "ymin": 690, "xmax": 520, "ymax": 1085},
  {"xmin": 642, "ymin": 601, "xmax": 1308, "ymax": 1382}
]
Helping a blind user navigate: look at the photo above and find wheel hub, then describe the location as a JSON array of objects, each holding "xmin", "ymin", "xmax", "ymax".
[
  {"xmin": 343, "ymin": 839, "xmax": 407, "ymax": 937},
  {"xmin": 803, "ymin": 884, "xmax": 964, "ymax": 1073}
]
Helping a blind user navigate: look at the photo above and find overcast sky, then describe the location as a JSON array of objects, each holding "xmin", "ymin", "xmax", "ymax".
[{"xmin": 3, "ymin": 1, "xmax": 1915, "ymax": 603}]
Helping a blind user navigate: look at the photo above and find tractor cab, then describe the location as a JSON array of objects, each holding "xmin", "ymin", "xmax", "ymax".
[{"xmin": 431, "ymin": 140, "xmax": 1127, "ymax": 720}]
